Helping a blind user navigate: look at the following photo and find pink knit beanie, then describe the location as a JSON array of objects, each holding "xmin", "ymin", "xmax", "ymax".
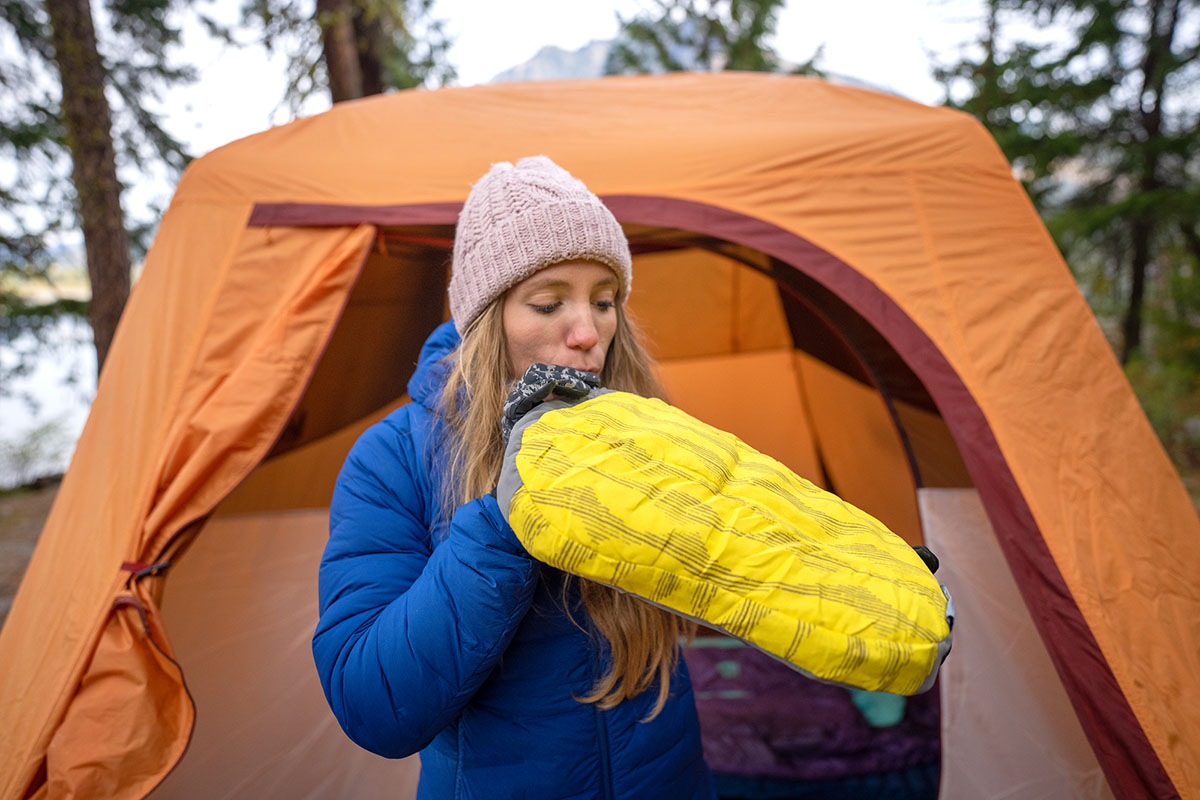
[{"xmin": 449, "ymin": 155, "xmax": 633, "ymax": 333}]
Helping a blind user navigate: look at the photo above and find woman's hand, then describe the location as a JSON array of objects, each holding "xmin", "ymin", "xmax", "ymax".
[{"xmin": 500, "ymin": 362, "xmax": 599, "ymax": 446}]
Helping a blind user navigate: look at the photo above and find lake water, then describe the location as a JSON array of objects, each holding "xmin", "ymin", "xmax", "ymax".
[{"xmin": 0, "ymin": 318, "xmax": 96, "ymax": 489}]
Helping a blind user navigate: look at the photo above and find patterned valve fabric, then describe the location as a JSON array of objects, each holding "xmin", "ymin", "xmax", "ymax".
[{"xmin": 497, "ymin": 390, "xmax": 952, "ymax": 695}]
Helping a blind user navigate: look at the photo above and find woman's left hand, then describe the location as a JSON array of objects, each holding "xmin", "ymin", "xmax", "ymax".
[{"xmin": 500, "ymin": 362, "xmax": 599, "ymax": 445}]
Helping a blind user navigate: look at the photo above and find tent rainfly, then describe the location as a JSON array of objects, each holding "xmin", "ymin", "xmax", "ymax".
[{"xmin": 1, "ymin": 73, "xmax": 1197, "ymax": 800}]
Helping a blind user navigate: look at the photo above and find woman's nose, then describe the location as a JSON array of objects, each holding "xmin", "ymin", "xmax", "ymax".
[{"xmin": 566, "ymin": 310, "xmax": 599, "ymax": 350}]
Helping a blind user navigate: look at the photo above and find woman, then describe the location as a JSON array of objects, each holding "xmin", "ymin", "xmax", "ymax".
[{"xmin": 313, "ymin": 156, "xmax": 716, "ymax": 798}]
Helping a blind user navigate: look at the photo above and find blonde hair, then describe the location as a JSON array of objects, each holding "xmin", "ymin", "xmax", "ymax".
[{"xmin": 438, "ymin": 296, "xmax": 689, "ymax": 719}]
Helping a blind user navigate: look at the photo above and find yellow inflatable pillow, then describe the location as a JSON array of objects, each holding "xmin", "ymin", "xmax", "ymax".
[{"xmin": 496, "ymin": 390, "xmax": 952, "ymax": 695}]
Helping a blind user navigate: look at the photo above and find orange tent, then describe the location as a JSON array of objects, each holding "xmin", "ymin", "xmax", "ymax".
[{"xmin": 1, "ymin": 73, "xmax": 1196, "ymax": 800}]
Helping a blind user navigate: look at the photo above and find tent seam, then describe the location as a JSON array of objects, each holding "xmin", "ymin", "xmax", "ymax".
[{"xmin": 226, "ymin": 165, "xmax": 1016, "ymax": 224}]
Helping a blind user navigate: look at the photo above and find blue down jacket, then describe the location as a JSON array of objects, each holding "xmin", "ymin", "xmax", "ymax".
[{"xmin": 314, "ymin": 321, "xmax": 714, "ymax": 800}]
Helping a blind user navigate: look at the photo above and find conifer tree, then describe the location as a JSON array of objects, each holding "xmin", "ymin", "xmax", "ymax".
[
  {"xmin": 937, "ymin": 0, "xmax": 1199, "ymax": 364},
  {"xmin": 1, "ymin": 0, "xmax": 193, "ymax": 377},
  {"xmin": 605, "ymin": 0, "xmax": 819, "ymax": 75},
  {"xmin": 938, "ymin": 0, "xmax": 1200, "ymax": 462},
  {"xmin": 240, "ymin": 0, "xmax": 455, "ymax": 111}
]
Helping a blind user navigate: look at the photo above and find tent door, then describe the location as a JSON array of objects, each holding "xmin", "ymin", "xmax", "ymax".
[{"xmin": 920, "ymin": 488, "xmax": 1113, "ymax": 800}]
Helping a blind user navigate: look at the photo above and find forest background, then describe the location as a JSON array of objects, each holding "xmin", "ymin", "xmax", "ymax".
[{"xmin": 1, "ymin": 0, "xmax": 1197, "ymax": 503}]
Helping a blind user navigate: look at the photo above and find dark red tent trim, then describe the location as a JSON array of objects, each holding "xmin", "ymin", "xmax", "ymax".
[
  {"xmin": 247, "ymin": 197, "xmax": 1175, "ymax": 800},
  {"xmin": 247, "ymin": 202, "xmax": 462, "ymax": 227}
]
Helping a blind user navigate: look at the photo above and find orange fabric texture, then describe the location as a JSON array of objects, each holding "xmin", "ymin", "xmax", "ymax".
[
  {"xmin": 628, "ymin": 247, "xmax": 792, "ymax": 359},
  {"xmin": 0, "ymin": 224, "xmax": 375, "ymax": 798},
  {"xmin": 795, "ymin": 353, "xmax": 922, "ymax": 545},
  {"xmin": 215, "ymin": 396, "xmax": 406, "ymax": 516},
  {"xmin": 42, "ymin": 587, "xmax": 190, "ymax": 799},
  {"xmin": 0, "ymin": 74, "xmax": 1196, "ymax": 799},
  {"xmin": 155, "ymin": 512, "xmax": 420, "ymax": 798}
]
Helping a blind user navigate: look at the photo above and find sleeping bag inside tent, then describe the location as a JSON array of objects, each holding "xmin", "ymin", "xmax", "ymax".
[{"xmin": 1, "ymin": 73, "xmax": 1197, "ymax": 800}]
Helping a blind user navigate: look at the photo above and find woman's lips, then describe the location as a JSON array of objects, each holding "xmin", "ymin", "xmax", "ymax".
[{"xmin": 562, "ymin": 363, "xmax": 601, "ymax": 375}]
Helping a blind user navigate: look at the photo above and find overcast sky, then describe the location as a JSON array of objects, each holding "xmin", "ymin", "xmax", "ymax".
[
  {"xmin": 169, "ymin": 0, "xmax": 985, "ymax": 157},
  {"xmin": 0, "ymin": 0, "xmax": 990, "ymax": 467}
]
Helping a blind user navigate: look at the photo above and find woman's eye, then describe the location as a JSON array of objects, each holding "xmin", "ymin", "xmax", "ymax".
[
  {"xmin": 594, "ymin": 300, "xmax": 615, "ymax": 311},
  {"xmin": 530, "ymin": 303, "xmax": 560, "ymax": 314}
]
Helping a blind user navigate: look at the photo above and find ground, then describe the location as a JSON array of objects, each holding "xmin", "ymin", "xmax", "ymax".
[{"xmin": 0, "ymin": 481, "xmax": 58, "ymax": 630}]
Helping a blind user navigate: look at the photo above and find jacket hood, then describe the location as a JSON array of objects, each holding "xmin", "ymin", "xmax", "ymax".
[{"xmin": 407, "ymin": 320, "xmax": 461, "ymax": 410}]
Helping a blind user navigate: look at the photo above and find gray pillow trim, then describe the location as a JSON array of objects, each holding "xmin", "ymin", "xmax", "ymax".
[{"xmin": 496, "ymin": 389, "xmax": 617, "ymax": 517}]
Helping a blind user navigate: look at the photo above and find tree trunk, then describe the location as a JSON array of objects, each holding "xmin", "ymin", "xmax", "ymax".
[
  {"xmin": 352, "ymin": 4, "xmax": 387, "ymax": 96},
  {"xmin": 45, "ymin": 0, "xmax": 131, "ymax": 375},
  {"xmin": 982, "ymin": 1, "xmax": 1000, "ymax": 107},
  {"xmin": 1120, "ymin": 0, "xmax": 1178, "ymax": 364},
  {"xmin": 317, "ymin": 0, "xmax": 364, "ymax": 102},
  {"xmin": 1121, "ymin": 221, "xmax": 1150, "ymax": 363}
]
